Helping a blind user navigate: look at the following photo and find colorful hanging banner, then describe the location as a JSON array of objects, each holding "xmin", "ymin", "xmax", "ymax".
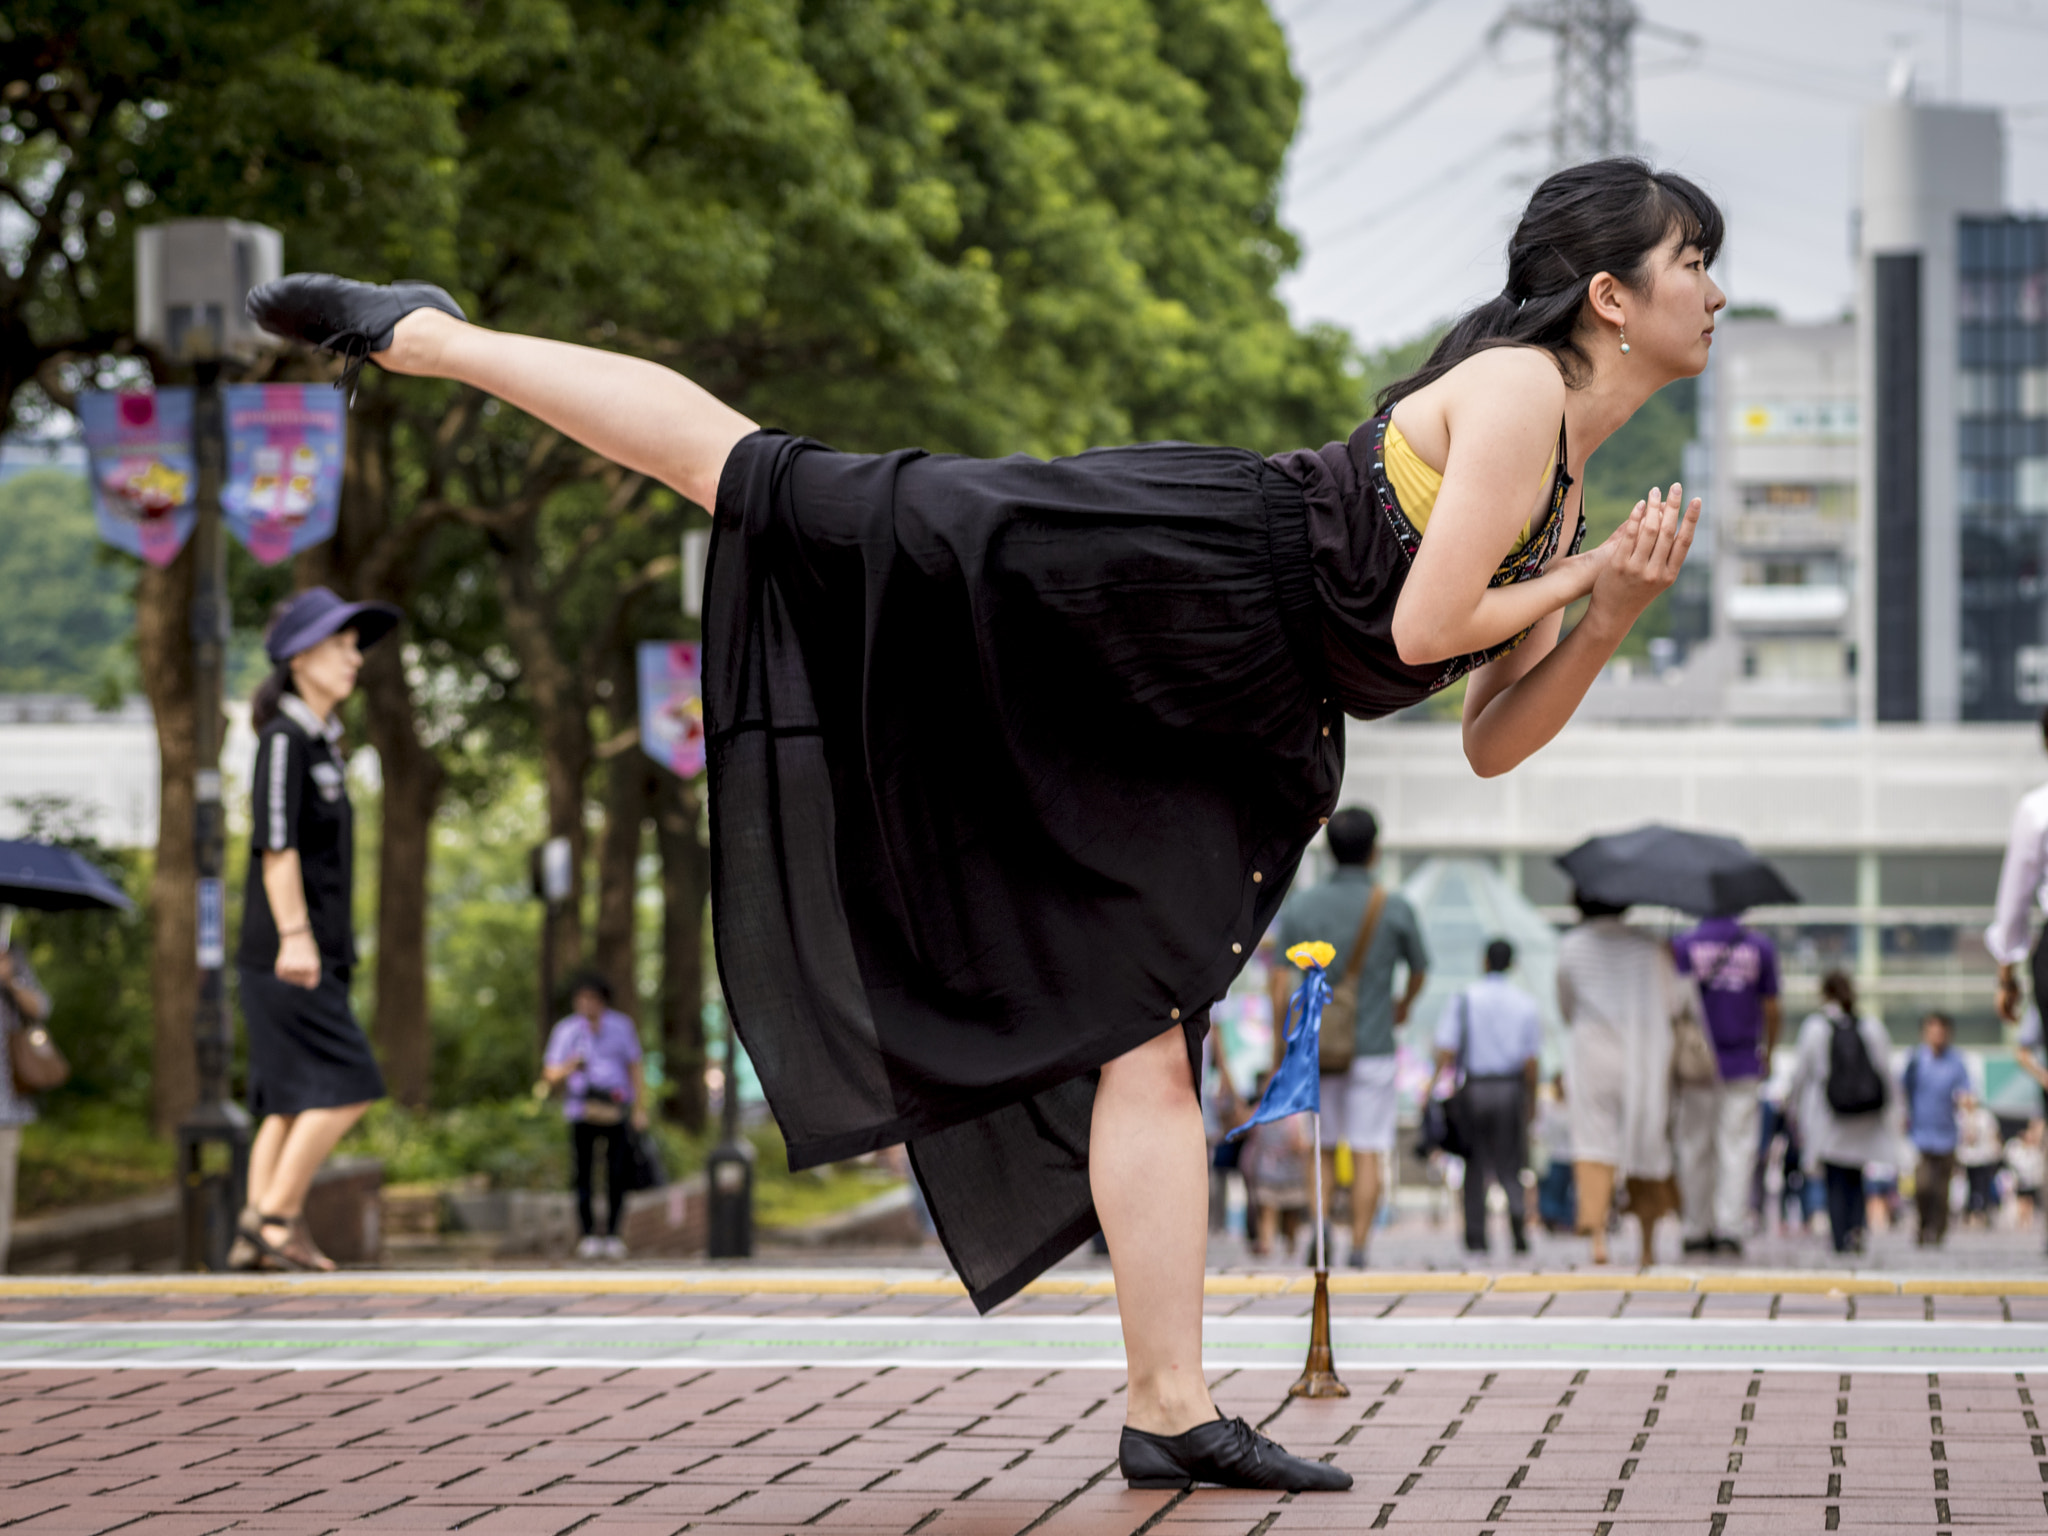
[
  {"xmin": 638, "ymin": 641, "xmax": 706, "ymax": 777},
  {"xmin": 78, "ymin": 389, "xmax": 197, "ymax": 567},
  {"xmin": 222, "ymin": 384, "xmax": 346, "ymax": 565}
]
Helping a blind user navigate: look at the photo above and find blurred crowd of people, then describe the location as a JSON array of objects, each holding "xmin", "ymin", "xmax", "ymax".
[{"xmin": 1207, "ymin": 803, "xmax": 2048, "ymax": 1270}]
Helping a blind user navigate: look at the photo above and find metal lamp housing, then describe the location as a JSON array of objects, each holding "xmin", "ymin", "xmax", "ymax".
[{"xmin": 134, "ymin": 219, "xmax": 284, "ymax": 364}]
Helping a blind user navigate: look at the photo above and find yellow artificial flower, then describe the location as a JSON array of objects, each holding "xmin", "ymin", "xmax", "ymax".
[{"xmin": 1286, "ymin": 940, "xmax": 1336, "ymax": 971}]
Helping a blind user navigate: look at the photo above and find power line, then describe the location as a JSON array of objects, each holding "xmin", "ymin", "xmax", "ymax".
[
  {"xmin": 1302, "ymin": 0, "xmax": 1445, "ymax": 95},
  {"xmin": 1313, "ymin": 123, "xmax": 1541, "ymax": 247},
  {"xmin": 1295, "ymin": 36, "xmax": 1499, "ymax": 173}
]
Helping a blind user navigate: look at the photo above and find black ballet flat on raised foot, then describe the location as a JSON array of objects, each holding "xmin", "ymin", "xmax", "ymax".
[
  {"xmin": 1119, "ymin": 1413, "xmax": 1352, "ymax": 1493},
  {"xmin": 245, "ymin": 273, "xmax": 466, "ymax": 399}
]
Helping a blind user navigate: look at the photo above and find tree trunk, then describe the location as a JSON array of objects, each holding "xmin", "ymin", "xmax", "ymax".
[
  {"xmin": 593, "ymin": 725, "xmax": 654, "ymax": 1019},
  {"xmin": 135, "ymin": 542, "xmax": 198, "ymax": 1138},
  {"xmin": 494, "ymin": 535, "xmax": 591, "ymax": 982},
  {"xmin": 307, "ymin": 400, "xmax": 446, "ymax": 1109},
  {"xmin": 360, "ymin": 639, "xmax": 443, "ymax": 1108},
  {"xmin": 655, "ymin": 769, "xmax": 710, "ymax": 1132}
]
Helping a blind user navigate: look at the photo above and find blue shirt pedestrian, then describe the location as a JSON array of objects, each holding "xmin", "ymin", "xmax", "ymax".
[
  {"xmin": 1903, "ymin": 1045, "xmax": 1972, "ymax": 1155},
  {"xmin": 1436, "ymin": 974, "xmax": 1544, "ymax": 1079}
]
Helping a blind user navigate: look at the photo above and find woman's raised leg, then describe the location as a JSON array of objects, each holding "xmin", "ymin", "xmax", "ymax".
[
  {"xmin": 378, "ymin": 310, "xmax": 758, "ymax": 512},
  {"xmin": 1092, "ymin": 1026, "xmax": 1216, "ymax": 1436}
]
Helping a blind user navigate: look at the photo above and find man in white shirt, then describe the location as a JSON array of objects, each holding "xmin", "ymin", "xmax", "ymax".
[{"xmin": 1434, "ymin": 939, "xmax": 1545, "ymax": 1256}]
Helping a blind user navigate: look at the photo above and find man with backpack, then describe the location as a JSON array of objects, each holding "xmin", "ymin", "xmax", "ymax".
[{"xmin": 1788, "ymin": 971, "xmax": 1899, "ymax": 1255}]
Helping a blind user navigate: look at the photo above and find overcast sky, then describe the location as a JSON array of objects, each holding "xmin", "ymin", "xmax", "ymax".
[{"xmin": 1270, "ymin": 0, "xmax": 2048, "ymax": 350}]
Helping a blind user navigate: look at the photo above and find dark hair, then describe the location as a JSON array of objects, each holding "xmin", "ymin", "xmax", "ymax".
[
  {"xmin": 251, "ymin": 596, "xmax": 304, "ymax": 729},
  {"xmin": 1485, "ymin": 938, "xmax": 1515, "ymax": 973},
  {"xmin": 1377, "ymin": 157, "xmax": 1724, "ymax": 410},
  {"xmin": 2039, "ymin": 704, "xmax": 2047, "ymax": 747},
  {"xmin": 569, "ymin": 971, "xmax": 614, "ymax": 1005},
  {"xmin": 1922, "ymin": 1010, "xmax": 1954, "ymax": 1032},
  {"xmin": 1821, "ymin": 970, "xmax": 1857, "ymax": 1015},
  {"xmin": 1574, "ymin": 890, "xmax": 1628, "ymax": 918},
  {"xmin": 250, "ymin": 663, "xmax": 296, "ymax": 730},
  {"xmin": 1325, "ymin": 806, "xmax": 1379, "ymax": 866}
]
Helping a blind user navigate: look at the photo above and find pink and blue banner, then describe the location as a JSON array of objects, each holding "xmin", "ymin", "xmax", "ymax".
[
  {"xmin": 78, "ymin": 390, "xmax": 197, "ymax": 568},
  {"xmin": 222, "ymin": 384, "xmax": 346, "ymax": 565},
  {"xmin": 638, "ymin": 642, "xmax": 706, "ymax": 777}
]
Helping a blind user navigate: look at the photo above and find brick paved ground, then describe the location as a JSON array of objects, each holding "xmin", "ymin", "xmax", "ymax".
[
  {"xmin": 4, "ymin": 1280, "xmax": 2048, "ymax": 1534},
  {"xmin": 4, "ymin": 1355, "xmax": 2044, "ymax": 1534}
]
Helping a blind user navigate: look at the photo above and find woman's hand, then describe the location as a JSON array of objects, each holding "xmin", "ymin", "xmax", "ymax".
[
  {"xmin": 276, "ymin": 931, "xmax": 321, "ymax": 989},
  {"xmin": 1585, "ymin": 483, "xmax": 1699, "ymax": 628},
  {"xmin": 631, "ymin": 1103, "xmax": 650, "ymax": 1132}
]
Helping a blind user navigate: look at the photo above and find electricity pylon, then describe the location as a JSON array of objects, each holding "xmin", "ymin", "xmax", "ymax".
[{"xmin": 1493, "ymin": 0, "xmax": 1640, "ymax": 167}]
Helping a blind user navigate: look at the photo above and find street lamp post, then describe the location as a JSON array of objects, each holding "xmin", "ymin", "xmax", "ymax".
[
  {"xmin": 135, "ymin": 219, "xmax": 282, "ymax": 1269},
  {"xmin": 706, "ymin": 1010, "xmax": 754, "ymax": 1258}
]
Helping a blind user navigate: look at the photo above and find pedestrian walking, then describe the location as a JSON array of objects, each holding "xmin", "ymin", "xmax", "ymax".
[
  {"xmin": 1788, "ymin": 972, "xmax": 1897, "ymax": 1256},
  {"xmin": 230, "ymin": 589, "xmax": 399, "ymax": 1273},
  {"xmin": 1956, "ymin": 1094, "xmax": 2004, "ymax": 1225},
  {"xmin": 1432, "ymin": 939, "xmax": 1543, "ymax": 1256},
  {"xmin": 1271, "ymin": 806, "xmax": 1429, "ymax": 1270},
  {"xmin": 1556, "ymin": 894, "xmax": 1682, "ymax": 1266},
  {"xmin": 1901, "ymin": 1011, "xmax": 1970, "ymax": 1246},
  {"xmin": 0, "ymin": 921, "xmax": 51, "ymax": 1270},
  {"xmin": 1670, "ymin": 912, "xmax": 1781, "ymax": 1257},
  {"xmin": 1988, "ymin": 707, "xmax": 2048, "ymax": 1120},
  {"xmin": 542, "ymin": 974, "xmax": 649, "ymax": 1259},
  {"xmin": 250, "ymin": 155, "xmax": 1721, "ymax": 1492}
]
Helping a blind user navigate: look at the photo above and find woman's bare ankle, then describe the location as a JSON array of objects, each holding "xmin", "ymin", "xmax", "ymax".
[
  {"xmin": 379, "ymin": 308, "xmax": 462, "ymax": 377},
  {"xmin": 1125, "ymin": 1390, "xmax": 1218, "ymax": 1437}
]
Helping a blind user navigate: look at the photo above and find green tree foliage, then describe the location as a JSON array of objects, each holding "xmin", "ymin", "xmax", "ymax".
[{"xmin": 0, "ymin": 468, "xmax": 132, "ymax": 696}]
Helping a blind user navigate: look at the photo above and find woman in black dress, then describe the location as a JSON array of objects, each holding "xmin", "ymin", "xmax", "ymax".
[
  {"xmin": 232, "ymin": 588, "xmax": 400, "ymax": 1272},
  {"xmin": 250, "ymin": 158, "xmax": 1722, "ymax": 1490}
]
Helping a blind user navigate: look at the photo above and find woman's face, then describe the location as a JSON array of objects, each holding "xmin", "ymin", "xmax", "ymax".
[
  {"xmin": 1622, "ymin": 229, "xmax": 1726, "ymax": 379},
  {"xmin": 291, "ymin": 627, "xmax": 364, "ymax": 711}
]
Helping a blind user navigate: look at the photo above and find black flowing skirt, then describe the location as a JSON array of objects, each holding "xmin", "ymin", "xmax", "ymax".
[
  {"xmin": 703, "ymin": 430, "xmax": 1343, "ymax": 1310},
  {"xmin": 239, "ymin": 965, "xmax": 387, "ymax": 1117}
]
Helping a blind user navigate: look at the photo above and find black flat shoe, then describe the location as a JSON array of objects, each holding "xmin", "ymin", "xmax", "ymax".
[
  {"xmin": 245, "ymin": 274, "xmax": 465, "ymax": 399},
  {"xmin": 1119, "ymin": 1413, "xmax": 1352, "ymax": 1493}
]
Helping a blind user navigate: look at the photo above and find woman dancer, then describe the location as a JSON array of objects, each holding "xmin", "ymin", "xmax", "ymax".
[
  {"xmin": 231, "ymin": 588, "xmax": 400, "ymax": 1271},
  {"xmin": 250, "ymin": 157, "xmax": 1721, "ymax": 1491}
]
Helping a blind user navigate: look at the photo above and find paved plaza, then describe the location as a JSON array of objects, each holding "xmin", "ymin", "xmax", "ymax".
[{"xmin": 3, "ymin": 1270, "xmax": 2048, "ymax": 1535}]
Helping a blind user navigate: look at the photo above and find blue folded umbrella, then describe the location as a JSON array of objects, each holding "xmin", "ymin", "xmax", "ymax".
[{"xmin": 0, "ymin": 839, "xmax": 134, "ymax": 913}]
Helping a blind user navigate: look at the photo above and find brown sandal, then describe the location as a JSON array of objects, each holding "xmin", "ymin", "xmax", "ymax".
[{"xmin": 273, "ymin": 1215, "xmax": 337, "ymax": 1273}]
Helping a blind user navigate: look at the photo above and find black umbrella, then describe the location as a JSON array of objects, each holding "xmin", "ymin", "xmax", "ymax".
[
  {"xmin": 0, "ymin": 838, "xmax": 135, "ymax": 913},
  {"xmin": 1554, "ymin": 825, "xmax": 1799, "ymax": 917}
]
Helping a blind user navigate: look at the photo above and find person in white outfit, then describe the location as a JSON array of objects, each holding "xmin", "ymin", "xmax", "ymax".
[
  {"xmin": 1556, "ymin": 894, "xmax": 1680, "ymax": 1266},
  {"xmin": 1787, "ymin": 971, "xmax": 1900, "ymax": 1255}
]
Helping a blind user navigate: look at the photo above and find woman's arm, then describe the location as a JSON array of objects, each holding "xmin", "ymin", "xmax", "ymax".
[
  {"xmin": 1390, "ymin": 350, "xmax": 1604, "ymax": 665},
  {"xmin": 261, "ymin": 849, "xmax": 322, "ymax": 989},
  {"xmin": 630, "ymin": 1059, "xmax": 649, "ymax": 1129},
  {"xmin": 1459, "ymin": 484, "xmax": 1698, "ymax": 778}
]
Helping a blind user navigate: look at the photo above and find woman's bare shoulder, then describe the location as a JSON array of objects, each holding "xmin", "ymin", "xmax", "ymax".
[{"xmin": 1438, "ymin": 344, "xmax": 1569, "ymax": 411}]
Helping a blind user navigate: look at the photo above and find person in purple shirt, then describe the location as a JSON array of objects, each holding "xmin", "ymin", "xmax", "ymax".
[
  {"xmin": 1671, "ymin": 914, "xmax": 1781, "ymax": 1256},
  {"xmin": 543, "ymin": 973, "xmax": 647, "ymax": 1259}
]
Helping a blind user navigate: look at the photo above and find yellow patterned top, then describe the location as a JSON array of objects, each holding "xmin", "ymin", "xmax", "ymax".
[{"xmin": 1382, "ymin": 420, "xmax": 1555, "ymax": 560}]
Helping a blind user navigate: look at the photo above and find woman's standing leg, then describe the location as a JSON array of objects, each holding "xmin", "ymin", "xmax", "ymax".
[
  {"xmin": 1092, "ymin": 1026, "xmax": 1216, "ymax": 1437},
  {"xmin": 378, "ymin": 312, "xmax": 757, "ymax": 512},
  {"xmin": 1574, "ymin": 1160, "xmax": 1615, "ymax": 1264},
  {"xmin": 571, "ymin": 1121, "xmax": 599, "ymax": 1241},
  {"xmin": 246, "ymin": 1114, "xmax": 292, "ymax": 1213},
  {"xmin": 603, "ymin": 1126, "xmax": 633, "ymax": 1239},
  {"xmin": 1822, "ymin": 1163, "xmax": 1856, "ymax": 1252}
]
